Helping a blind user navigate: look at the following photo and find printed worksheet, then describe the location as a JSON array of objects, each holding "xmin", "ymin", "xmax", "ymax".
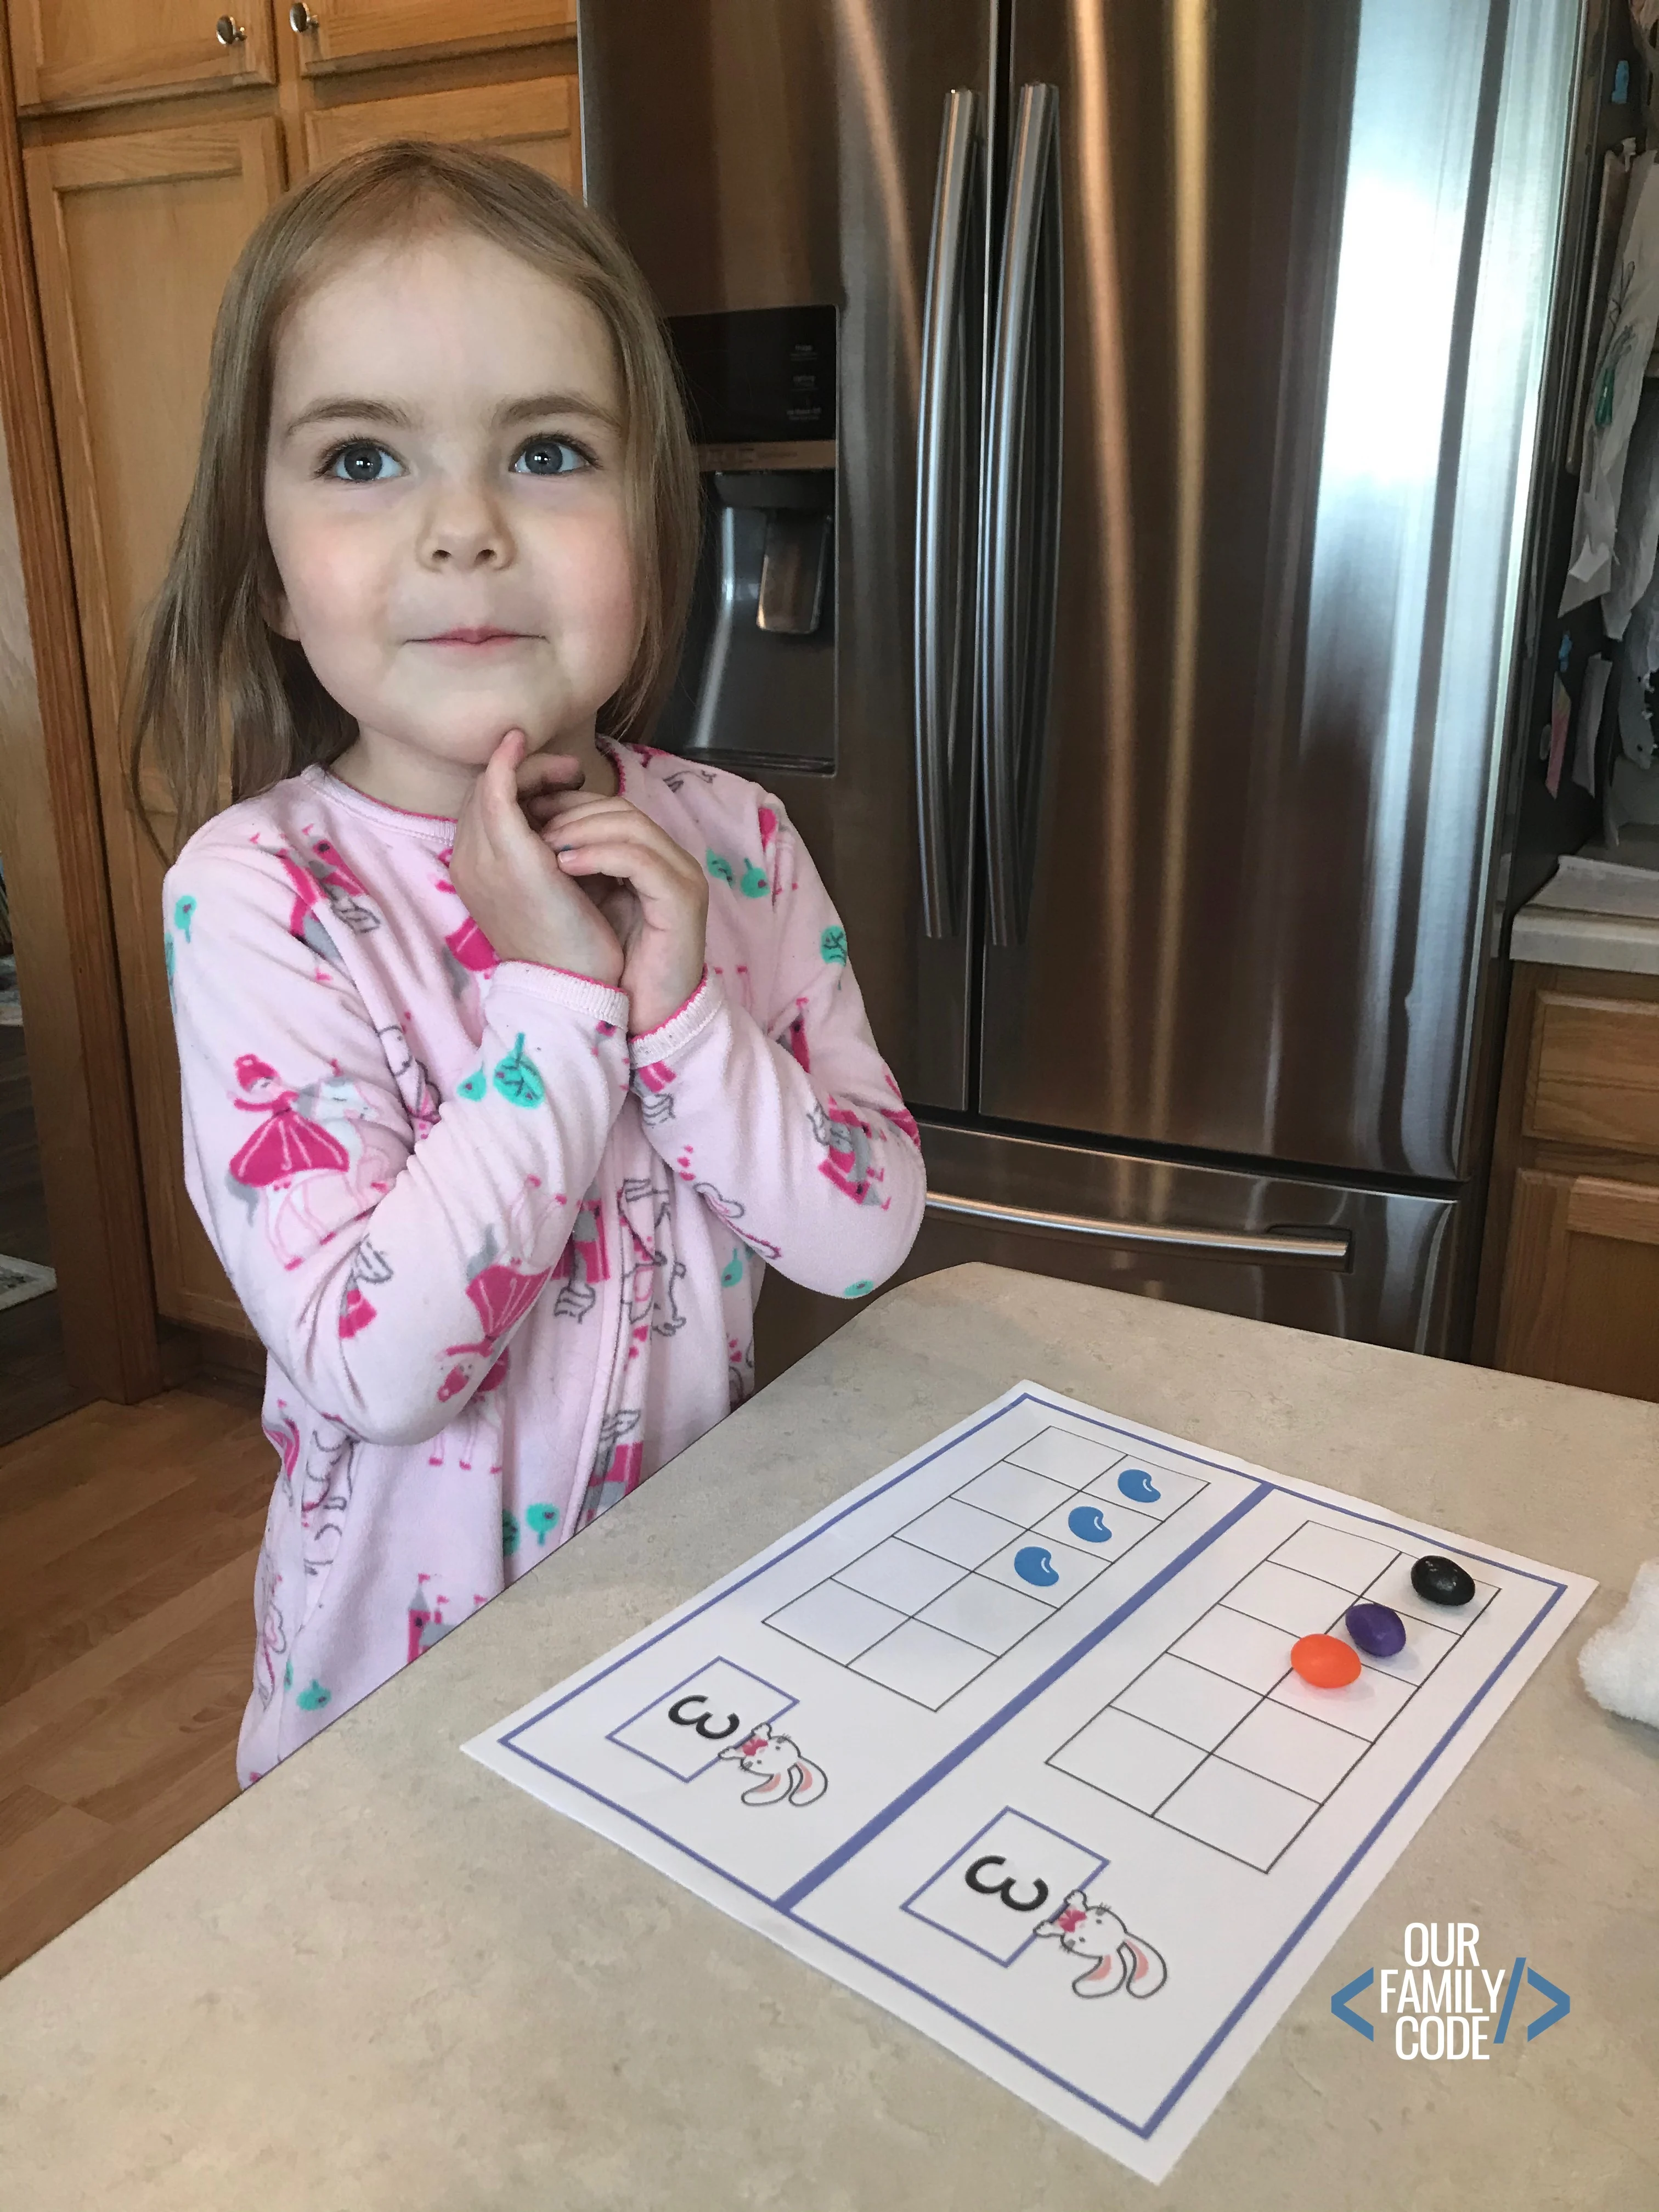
[{"xmin": 464, "ymin": 1383, "xmax": 1595, "ymax": 2181}]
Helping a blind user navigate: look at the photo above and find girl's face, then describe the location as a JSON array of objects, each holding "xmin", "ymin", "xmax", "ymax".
[{"xmin": 263, "ymin": 227, "xmax": 639, "ymax": 804}]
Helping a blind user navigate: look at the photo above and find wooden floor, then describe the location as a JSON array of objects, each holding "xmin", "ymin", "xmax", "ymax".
[
  {"xmin": 0, "ymin": 1379, "xmax": 269, "ymax": 1979},
  {"xmin": 0, "ymin": 991, "xmax": 270, "ymax": 1978},
  {"xmin": 0, "ymin": 1023, "xmax": 82, "ymax": 1445}
]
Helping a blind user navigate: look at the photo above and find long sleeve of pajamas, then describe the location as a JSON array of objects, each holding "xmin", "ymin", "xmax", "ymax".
[{"xmin": 161, "ymin": 740, "xmax": 924, "ymax": 1780}]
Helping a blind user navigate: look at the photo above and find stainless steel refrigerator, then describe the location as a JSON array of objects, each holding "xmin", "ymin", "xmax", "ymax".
[{"xmin": 579, "ymin": 0, "xmax": 1616, "ymax": 1362}]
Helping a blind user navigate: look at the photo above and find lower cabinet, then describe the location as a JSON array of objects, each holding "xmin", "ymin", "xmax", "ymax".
[
  {"xmin": 1497, "ymin": 1167, "xmax": 1659, "ymax": 1398},
  {"xmin": 25, "ymin": 119, "xmax": 289, "ymax": 1336},
  {"xmin": 1481, "ymin": 961, "xmax": 1659, "ymax": 1402}
]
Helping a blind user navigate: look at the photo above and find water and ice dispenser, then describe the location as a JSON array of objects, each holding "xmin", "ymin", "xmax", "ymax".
[{"xmin": 654, "ymin": 306, "xmax": 837, "ymax": 775}]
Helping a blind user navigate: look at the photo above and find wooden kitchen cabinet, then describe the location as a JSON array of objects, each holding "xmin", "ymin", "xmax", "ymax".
[
  {"xmin": 24, "ymin": 117, "xmax": 287, "ymax": 1335},
  {"xmin": 1480, "ymin": 962, "xmax": 1659, "ymax": 1402},
  {"xmin": 0, "ymin": 8, "xmax": 587, "ymax": 1379},
  {"xmin": 1497, "ymin": 1169, "xmax": 1659, "ymax": 1398},
  {"xmin": 286, "ymin": 0, "xmax": 574, "ymax": 77},
  {"xmin": 9, "ymin": 0, "xmax": 278, "ymax": 116},
  {"xmin": 302, "ymin": 71, "xmax": 576, "ymax": 187}
]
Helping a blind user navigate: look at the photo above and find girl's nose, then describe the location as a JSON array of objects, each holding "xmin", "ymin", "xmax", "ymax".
[{"xmin": 416, "ymin": 478, "xmax": 514, "ymax": 569}]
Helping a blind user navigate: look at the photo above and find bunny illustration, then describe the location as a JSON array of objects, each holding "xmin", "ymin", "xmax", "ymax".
[
  {"xmin": 716, "ymin": 1720, "xmax": 828, "ymax": 1807},
  {"xmin": 1036, "ymin": 1888, "xmax": 1167, "ymax": 2000}
]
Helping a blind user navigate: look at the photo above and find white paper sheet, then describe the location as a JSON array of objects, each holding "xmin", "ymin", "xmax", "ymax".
[
  {"xmin": 1576, "ymin": 653, "xmax": 1613, "ymax": 794},
  {"xmin": 465, "ymin": 1383, "xmax": 1595, "ymax": 2184},
  {"xmin": 1564, "ymin": 149, "xmax": 1659, "ymax": 612}
]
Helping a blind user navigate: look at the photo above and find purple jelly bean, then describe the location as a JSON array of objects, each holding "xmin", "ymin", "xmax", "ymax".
[{"xmin": 1345, "ymin": 1601, "xmax": 1406, "ymax": 1657}]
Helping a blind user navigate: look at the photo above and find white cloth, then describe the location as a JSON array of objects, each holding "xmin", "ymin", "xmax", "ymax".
[{"xmin": 1578, "ymin": 1559, "xmax": 1659, "ymax": 1728}]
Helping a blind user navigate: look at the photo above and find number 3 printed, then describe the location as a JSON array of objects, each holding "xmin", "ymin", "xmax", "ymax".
[
  {"xmin": 667, "ymin": 1693, "xmax": 742, "ymax": 1742},
  {"xmin": 964, "ymin": 1854, "xmax": 1051, "ymax": 1915}
]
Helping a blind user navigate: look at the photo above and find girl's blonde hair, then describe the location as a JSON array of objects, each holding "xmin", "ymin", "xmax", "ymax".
[{"xmin": 130, "ymin": 139, "xmax": 699, "ymax": 850}]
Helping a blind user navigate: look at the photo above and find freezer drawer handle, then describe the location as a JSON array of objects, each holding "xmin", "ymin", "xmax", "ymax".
[
  {"xmin": 915, "ymin": 88, "xmax": 980, "ymax": 939},
  {"xmin": 925, "ymin": 1189, "xmax": 1352, "ymax": 1270}
]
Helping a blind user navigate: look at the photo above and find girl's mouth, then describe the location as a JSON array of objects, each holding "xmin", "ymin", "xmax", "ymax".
[{"xmin": 417, "ymin": 627, "xmax": 529, "ymax": 647}]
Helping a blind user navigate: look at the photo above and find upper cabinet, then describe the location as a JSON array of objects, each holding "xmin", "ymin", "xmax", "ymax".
[
  {"xmin": 9, "ymin": 0, "xmax": 278, "ymax": 115},
  {"xmin": 9, "ymin": 0, "xmax": 578, "ymax": 118},
  {"xmin": 287, "ymin": 0, "xmax": 574, "ymax": 76},
  {"xmin": 303, "ymin": 73, "xmax": 577, "ymax": 188}
]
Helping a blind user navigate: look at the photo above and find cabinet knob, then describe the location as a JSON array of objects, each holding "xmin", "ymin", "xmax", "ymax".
[
  {"xmin": 289, "ymin": 3, "xmax": 320, "ymax": 30},
  {"xmin": 213, "ymin": 14, "xmax": 247, "ymax": 43}
]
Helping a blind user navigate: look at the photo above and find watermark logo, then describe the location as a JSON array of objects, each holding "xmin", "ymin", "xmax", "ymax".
[{"xmin": 1330, "ymin": 1923, "xmax": 1569, "ymax": 2059}]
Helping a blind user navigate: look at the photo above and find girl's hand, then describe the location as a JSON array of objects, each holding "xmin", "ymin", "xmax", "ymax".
[
  {"xmin": 532, "ymin": 788, "xmax": 709, "ymax": 1034},
  {"xmin": 449, "ymin": 732, "xmax": 624, "ymax": 985}
]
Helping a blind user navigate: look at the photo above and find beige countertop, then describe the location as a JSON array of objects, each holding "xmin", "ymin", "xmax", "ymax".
[
  {"xmin": 1511, "ymin": 840, "xmax": 1659, "ymax": 972},
  {"xmin": 0, "ymin": 1263, "xmax": 1655, "ymax": 2211}
]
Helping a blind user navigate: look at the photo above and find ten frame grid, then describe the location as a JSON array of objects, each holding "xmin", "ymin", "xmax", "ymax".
[
  {"xmin": 1045, "ymin": 1520, "xmax": 1497, "ymax": 1874},
  {"xmin": 761, "ymin": 1426, "xmax": 1209, "ymax": 1709}
]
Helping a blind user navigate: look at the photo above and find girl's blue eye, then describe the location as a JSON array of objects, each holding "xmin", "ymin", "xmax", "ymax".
[
  {"xmin": 326, "ymin": 442, "xmax": 403, "ymax": 483},
  {"xmin": 514, "ymin": 438, "xmax": 589, "ymax": 477}
]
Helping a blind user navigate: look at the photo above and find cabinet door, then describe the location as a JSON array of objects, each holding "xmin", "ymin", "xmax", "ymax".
[
  {"xmin": 25, "ymin": 120, "xmax": 286, "ymax": 1336},
  {"xmin": 9, "ymin": 0, "xmax": 276, "ymax": 115},
  {"xmin": 288, "ymin": 0, "xmax": 573, "ymax": 77},
  {"xmin": 1496, "ymin": 1169, "xmax": 1659, "ymax": 1402},
  {"xmin": 303, "ymin": 73, "xmax": 577, "ymax": 189}
]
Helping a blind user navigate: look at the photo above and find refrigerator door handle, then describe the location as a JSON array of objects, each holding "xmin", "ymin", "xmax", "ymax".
[
  {"xmin": 925, "ymin": 1189, "xmax": 1353, "ymax": 1270},
  {"xmin": 915, "ymin": 88, "xmax": 980, "ymax": 940},
  {"xmin": 983, "ymin": 80, "xmax": 1061, "ymax": 948}
]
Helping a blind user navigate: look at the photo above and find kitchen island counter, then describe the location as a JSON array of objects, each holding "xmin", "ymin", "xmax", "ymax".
[{"xmin": 0, "ymin": 1264, "xmax": 1653, "ymax": 2210}]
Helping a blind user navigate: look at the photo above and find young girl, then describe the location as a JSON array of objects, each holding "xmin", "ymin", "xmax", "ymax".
[{"xmin": 137, "ymin": 141, "xmax": 926, "ymax": 1785}]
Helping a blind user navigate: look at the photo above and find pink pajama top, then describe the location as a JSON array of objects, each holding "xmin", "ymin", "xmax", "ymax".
[{"xmin": 162, "ymin": 739, "xmax": 926, "ymax": 1784}]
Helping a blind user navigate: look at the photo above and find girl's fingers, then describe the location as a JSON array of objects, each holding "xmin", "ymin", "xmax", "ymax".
[
  {"xmin": 531, "ymin": 791, "xmax": 637, "ymax": 830},
  {"xmin": 555, "ymin": 841, "xmax": 703, "ymax": 905},
  {"xmin": 548, "ymin": 809, "xmax": 703, "ymax": 881},
  {"xmin": 556, "ymin": 836, "xmax": 699, "ymax": 911},
  {"xmin": 476, "ymin": 730, "xmax": 529, "ymax": 838},
  {"xmin": 515, "ymin": 749, "xmax": 587, "ymax": 800}
]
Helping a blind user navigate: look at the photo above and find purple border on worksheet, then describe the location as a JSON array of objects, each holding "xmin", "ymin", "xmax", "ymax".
[{"xmin": 490, "ymin": 1391, "xmax": 1571, "ymax": 2145}]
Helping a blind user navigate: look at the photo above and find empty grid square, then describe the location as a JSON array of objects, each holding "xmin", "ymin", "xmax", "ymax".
[
  {"xmin": 1271, "ymin": 1522, "xmax": 1399, "ymax": 1593},
  {"xmin": 1158, "ymin": 1758, "xmax": 1318, "ymax": 1870},
  {"xmin": 1227, "ymin": 1561, "xmax": 1352, "ymax": 1638},
  {"xmin": 979, "ymin": 1533, "xmax": 1108, "ymax": 1608},
  {"xmin": 1171, "ymin": 1605, "xmax": 1294, "ymax": 1694},
  {"xmin": 919, "ymin": 1573, "xmax": 1049, "ymax": 1655},
  {"xmin": 956, "ymin": 1462, "xmax": 1075, "ymax": 1528},
  {"xmin": 834, "ymin": 1538, "xmax": 964, "ymax": 1616},
  {"xmin": 1048, "ymin": 1705, "xmax": 1207, "ymax": 1813},
  {"xmin": 1270, "ymin": 1659, "xmax": 1414, "ymax": 1740},
  {"xmin": 1361, "ymin": 1553, "xmax": 1497, "ymax": 1632},
  {"xmin": 1218, "ymin": 1699, "xmax": 1368, "ymax": 1801},
  {"xmin": 1030, "ymin": 1495, "xmax": 1157, "ymax": 1566},
  {"xmin": 766, "ymin": 1581, "xmax": 903, "ymax": 1664},
  {"xmin": 1084, "ymin": 1458, "xmax": 1206, "ymax": 1521},
  {"xmin": 851, "ymin": 1619, "xmax": 991, "ymax": 1708},
  {"xmin": 1113, "ymin": 1654, "xmax": 1261, "ymax": 1750},
  {"xmin": 901, "ymin": 1497, "xmax": 1023, "ymax": 1570},
  {"xmin": 1005, "ymin": 1426, "xmax": 1125, "ymax": 1488}
]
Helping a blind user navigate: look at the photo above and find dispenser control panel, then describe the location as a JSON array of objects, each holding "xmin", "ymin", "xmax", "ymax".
[{"xmin": 669, "ymin": 304, "xmax": 837, "ymax": 453}]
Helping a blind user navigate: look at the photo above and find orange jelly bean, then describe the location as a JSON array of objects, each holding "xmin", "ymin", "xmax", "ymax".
[{"xmin": 1290, "ymin": 1633, "xmax": 1361, "ymax": 1688}]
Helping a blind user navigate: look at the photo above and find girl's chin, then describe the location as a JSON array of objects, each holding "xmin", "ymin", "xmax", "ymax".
[{"xmin": 379, "ymin": 710, "xmax": 602, "ymax": 764}]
